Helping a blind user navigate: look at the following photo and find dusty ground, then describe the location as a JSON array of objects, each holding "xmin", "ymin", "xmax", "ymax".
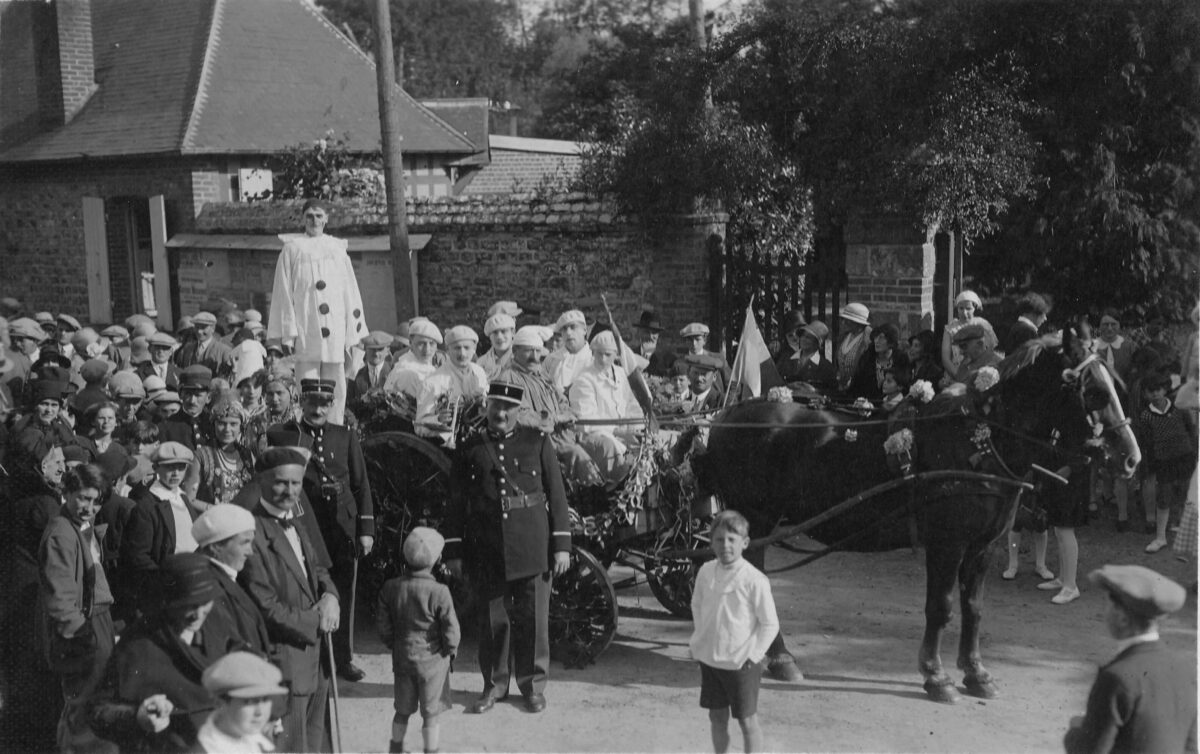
[{"xmin": 338, "ymin": 519, "xmax": 1198, "ymax": 754}]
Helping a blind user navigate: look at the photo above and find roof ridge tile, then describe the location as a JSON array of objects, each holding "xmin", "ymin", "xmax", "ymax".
[{"xmin": 182, "ymin": 0, "xmax": 224, "ymax": 152}]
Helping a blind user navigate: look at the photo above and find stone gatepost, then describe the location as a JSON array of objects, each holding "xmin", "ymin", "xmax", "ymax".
[{"xmin": 844, "ymin": 215, "xmax": 936, "ymax": 337}]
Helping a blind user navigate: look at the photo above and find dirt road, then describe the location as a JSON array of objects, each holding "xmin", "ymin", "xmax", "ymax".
[{"xmin": 337, "ymin": 523, "xmax": 1197, "ymax": 753}]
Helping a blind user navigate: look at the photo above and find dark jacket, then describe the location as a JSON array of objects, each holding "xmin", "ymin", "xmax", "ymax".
[
  {"xmin": 1064, "ymin": 640, "xmax": 1197, "ymax": 754},
  {"xmin": 122, "ymin": 486, "xmax": 200, "ymax": 610},
  {"xmin": 158, "ymin": 411, "xmax": 213, "ymax": 451},
  {"xmin": 239, "ymin": 504, "xmax": 339, "ymax": 696},
  {"xmin": 205, "ymin": 559, "xmax": 271, "ymax": 657},
  {"xmin": 1002, "ymin": 318, "xmax": 1040, "ymax": 355},
  {"xmin": 173, "ymin": 338, "xmax": 234, "ymax": 379},
  {"xmin": 777, "ymin": 351, "xmax": 837, "ymax": 390},
  {"xmin": 444, "ymin": 427, "xmax": 570, "ymax": 589},
  {"xmin": 348, "ymin": 361, "xmax": 394, "ymax": 405},
  {"xmin": 848, "ymin": 348, "xmax": 911, "ymax": 401},
  {"xmin": 136, "ymin": 361, "xmax": 181, "ymax": 391}
]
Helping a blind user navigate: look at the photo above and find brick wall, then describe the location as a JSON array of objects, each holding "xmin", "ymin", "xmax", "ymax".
[
  {"xmin": 194, "ymin": 195, "xmax": 721, "ymax": 352},
  {"xmin": 0, "ymin": 159, "xmax": 200, "ymax": 321},
  {"xmin": 55, "ymin": 0, "xmax": 97, "ymax": 122},
  {"xmin": 844, "ymin": 215, "xmax": 937, "ymax": 338}
]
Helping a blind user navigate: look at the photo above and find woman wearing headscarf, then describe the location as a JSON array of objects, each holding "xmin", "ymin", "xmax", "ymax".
[
  {"xmin": 244, "ymin": 369, "xmax": 297, "ymax": 458},
  {"xmin": 0, "ymin": 433, "xmax": 68, "ymax": 750},
  {"xmin": 185, "ymin": 396, "xmax": 256, "ymax": 507},
  {"xmin": 941, "ymin": 290, "xmax": 983, "ymax": 378}
]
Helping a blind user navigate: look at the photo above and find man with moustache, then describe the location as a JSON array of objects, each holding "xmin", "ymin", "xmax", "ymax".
[{"xmin": 158, "ymin": 366, "xmax": 214, "ymax": 450}]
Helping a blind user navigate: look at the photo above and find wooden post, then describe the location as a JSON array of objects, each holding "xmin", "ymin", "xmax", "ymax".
[{"xmin": 371, "ymin": 0, "xmax": 417, "ymax": 323}]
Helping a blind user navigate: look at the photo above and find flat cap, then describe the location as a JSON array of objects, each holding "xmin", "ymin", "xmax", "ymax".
[
  {"xmin": 408, "ymin": 318, "xmax": 443, "ymax": 344},
  {"xmin": 244, "ymin": 309, "xmax": 263, "ymax": 323},
  {"xmin": 97, "ymin": 450, "xmax": 138, "ymax": 485},
  {"xmin": 108, "ymin": 371, "xmax": 146, "ymax": 399},
  {"xmin": 63, "ymin": 444, "xmax": 94, "ymax": 466},
  {"xmin": 141, "ymin": 374, "xmax": 167, "ymax": 396},
  {"xmin": 192, "ymin": 504, "xmax": 257, "ymax": 548},
  {"xmin": 952, "ymin": 323, "xmax": 987, "ymax": 344},
  {"xmin": 684, "ymin": 353, "xmax": 724, "ymax": 372},
  {"xmin": 487, "ymin": 301, "xmax": 523, "ymax": 319},
  {"xmin": 202, "ymin": 652, "xmax": 288, "ymax": 698},
  {"xmin": 680, "ymin": 322, "xmax": 710, "ymax": 338},
  {"xmin": 361, "ymin": 330, "xmax": 394, "ymax": 350},
  {"xmin": 129, "ymin": 337, "xmax": 150, "ymax": 365},
  {"xmin": 484, "ymin": 313, "xmax": 515, "ymax": 336},
  {"xmin": 71, "ymin": 327, "xmax": 100, "ymax": 353},
  {"xmin": 100, "ymin": 325, "xmax": 129, "ymax": 341},
  {"xmin": 148, "ymin": 331, "xmax": 178, "ymax": 349},
  {"xmin": 80, "ymin": 359, "xmax": 111, "ymax": 382},
  {"xmin": 179, "ymin": 365, "xmax": 213, "ymax": 390},
  {"xmin": 124, "ymin": 314, "xmax": 155, "ymax": 331},
  {"xmin": 151, "ymin": 441, "xmax": 194, "ymax": 465},
  {"xmin": 444, "ymin": 325, "xmax": 478, "ymax": 346},
  {"xmin": 34, "ymin": 312, "xmax": 55, "ymax": 325},
  {"xmin": 403, "ymin": 526, "xmax": 445, "ymax": 569},
  {"xmin": 132, "ymin": 321, "xmax": 157, "ymax": 339},
  {"xmin": 487, "ymin": 381, "xmax": 524, "ymax": 405},
  {"xmin": 1089, "ymin": 565, "xmax": 1186, "ymax": 620},
  {"xmin": 513, "ymin": 325, "xmax": 552, "ymax": 349},
  {"xmin": 191, "ymin": 311, "xmax": 218, "ymax": 326},
  {"xmin": 9, "ymin": 317, "xmax": 47, "ymax": 342},
  {"xmin": 154, "ymin": 391, "xmax": 182, "ymax": 406},
  {"xmin": 554, "ymin": 310, "xmax": 587, "ymax": 332},
  {"xmin": 56, "ymin": 314, "xmax": 82, "ymax": 331}
]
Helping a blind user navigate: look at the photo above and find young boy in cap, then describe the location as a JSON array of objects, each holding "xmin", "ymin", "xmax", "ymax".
[
  {"xmin": 1064, "ymin": 565, "xmax": 1196, "ymax": 754},
  {"xmin": 1136, "ymin": 372, "xmax": 1199, "ymax": 553},
  {"xmin": 123, "ymin": 442, "xmax": 201, "ymax": 609},
  {"xmin": 377, "ymin": 526, "xmax": 460, "ymax": 753},
  {"xmin": 197, "ymin": 652, "xmax": 287, "ymax": 753}
]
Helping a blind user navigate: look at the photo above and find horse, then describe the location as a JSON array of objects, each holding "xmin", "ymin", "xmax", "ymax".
[{"xmin": 692, "ymin": 329, "xmax": 1141, "ymax": 702}]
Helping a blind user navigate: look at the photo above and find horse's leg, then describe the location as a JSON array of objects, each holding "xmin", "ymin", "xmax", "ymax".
[
  {"xmin": 957, "ymin": 539, "xmax": 1000, "ymax": 699},
  {"xmin": 920, "ymin": 541, "xmax": 962, "ymax": 703},
  {"xmin": 745, "ymin": 543, "xmax": 804, "ymax": 682}
]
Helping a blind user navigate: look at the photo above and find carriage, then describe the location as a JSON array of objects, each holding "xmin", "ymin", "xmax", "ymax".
[{"xmin": 352, "ymin": 391, "xmax": 712, "ymax": 667}]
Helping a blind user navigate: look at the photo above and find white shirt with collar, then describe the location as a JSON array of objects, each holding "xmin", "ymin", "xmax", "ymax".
[
  {"xmin": 150, "ymin": 481, "xmax": 198, "ymax": 553},
  {"xmin": 196, "ymin": 714, "xmax": 275, "ymax": 753},
  {"xmin": 1112, "ymin": 628, "xmax": 1159, "ymax": 660},
  {"xmin": 260, "ymin": 499, "xmax": 307, "ymax": 577}
]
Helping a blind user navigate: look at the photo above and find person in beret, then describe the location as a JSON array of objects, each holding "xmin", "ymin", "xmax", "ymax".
[
  {"xmin": 267, "ymin": 377, "xmax": 374, "ymax": 683},
  {"xmin": 348, "ymin": 330, "xmax": 394, "ymax": 406},
  {"xmin": 175, "ymin": 311, "xmax": 235, "ymax": 381},
  {"xmin": 192, "ymin": 504, "xmax": 270, "ymax": 656},
  {"xmin": 240, "ymin": 446, "xmax": 341, "ymax": 752},
  {"xmin": 0, "ymin": 438, "xmax": 67, "ymax": 749},
  {"xmin": 1064, "ymin": 565, "xmax": 1196, "ymax": 754},
  {"xmin": 377, "ymin": 526, "xmax": 459, "ymax": 754},
  {"xmin": 569, "ymin": 330, "xmax": 642, "ymax": 482},
  {"xmin": 159, "ymin": 365, "xmax": 215, "ymax": 450},
  {"xmin": 443, "ymin": 381, "xmax": 571, "ymax": 715},
  {"xmin": 122, "ymin": 442, "xmax": 202, "ymax": 613},
  {"xmin": 631, "ymin": 309, "xmax": 677, "ymax": 378},
  {"xmin": 949, "ymin": 317, "xmax": 1001, "ymax": 386},
  {"xmin": 382, "ymin": 318, "xmax": 443, "ymax": 421},
  {"xmin": 38, "ymin": 464, "xmax": 118, "ymax": 752},
  {"xmin": 415, "ymin": 326, "xmax": 488, "ymax": 445},
  {"xmin": 89, "ymin": 553, "xmax": 235, "ymax": 752},
  {"xmin": 268, "ymin": 199, "xmax": 368, "ymax": 427},
  {"xmin": 138, "ymin": 331, "xmax": 181, "ymax": 390},
  {"xmin": 196, "ymin": 652, "xmax": 286, "ymax": 753},
  {"xmin": 543, "ymin": 309, "xmax": 592, "ymax": 397},
  {"xmin": 676, "ymin": 322, "xmax": 732, "ymax": 395},
  {"xmin": 478, "ymin": 312, "xmax": 516, "ymax": 380}
]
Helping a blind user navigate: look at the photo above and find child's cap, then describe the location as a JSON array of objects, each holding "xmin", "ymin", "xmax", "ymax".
[{"xmin": 403, "ymin": 526, "xmax": 445, "ymax": 569}]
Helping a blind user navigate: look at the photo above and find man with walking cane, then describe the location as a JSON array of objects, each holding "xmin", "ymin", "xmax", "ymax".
[
  {"xmin": 267, "ymin": 378, "xmax": 375, "ymax": 683},
  {"xmin": 241, "ymin": 447, "xmax": 341, "ymax": 752}
]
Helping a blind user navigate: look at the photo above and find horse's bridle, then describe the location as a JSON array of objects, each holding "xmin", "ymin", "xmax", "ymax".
[{"xmin": 1063, "ymin": 352, "xmax": 1140, "ymax": 475}]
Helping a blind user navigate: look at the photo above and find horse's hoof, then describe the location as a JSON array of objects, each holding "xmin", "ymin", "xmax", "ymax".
[
  {"xmin": 964, "ymin": 677, "xmax": 999, "ymax": 699},
  {"xmin": 924, "ymin": 679, "xmax": 961, "ymax": 704},
  {"xmin": 767, "ymin": 657, "xmax": 805, "ymax": 682}
]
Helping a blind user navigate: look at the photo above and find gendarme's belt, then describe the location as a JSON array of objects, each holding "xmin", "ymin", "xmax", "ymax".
[{"xmin": 500, "ymin": 491, "xmax": 546, "ymax": 513}]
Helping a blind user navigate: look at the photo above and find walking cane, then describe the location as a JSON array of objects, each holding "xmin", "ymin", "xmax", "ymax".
[
  {"xmin": 348, "ymin": 553, "xmax": 359, "ymax": 659},
  {"xmin": 326, "ymin": 633, "xmax": 343, "ymax": 754}
]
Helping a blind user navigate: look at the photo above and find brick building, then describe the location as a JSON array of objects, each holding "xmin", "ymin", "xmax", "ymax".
[{"xmin": 0, "ymin": 0, "xmax": 477, "ymax": 328}]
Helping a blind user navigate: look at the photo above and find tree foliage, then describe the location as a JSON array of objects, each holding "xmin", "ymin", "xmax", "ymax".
[{"xmin": 256, "ymin": 132, "xmax": 383, "ymax": 201}]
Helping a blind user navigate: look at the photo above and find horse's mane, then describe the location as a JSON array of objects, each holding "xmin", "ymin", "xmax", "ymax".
[{"xmin": 997, "ymin": 332, "xmax": 1062, "ymax": 382}]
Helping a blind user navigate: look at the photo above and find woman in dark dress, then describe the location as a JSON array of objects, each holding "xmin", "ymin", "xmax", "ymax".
[
  {"xmin": 848, "ymin": 323, "xmax": 911, "ymax": 401},
  {"xmin": 907, "ymin": 330, "xmax": 945, "ymax": 387}
]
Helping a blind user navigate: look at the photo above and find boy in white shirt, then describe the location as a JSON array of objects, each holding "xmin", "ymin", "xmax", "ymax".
[{"xmin": 689, "ymin": 510, "xmax": 779, "ymax": 754}]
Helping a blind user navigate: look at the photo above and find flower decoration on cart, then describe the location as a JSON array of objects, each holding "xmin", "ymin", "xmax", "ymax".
[{"xmin": 883, "ymin": 427, "xmax": 915, "ymax": 476}]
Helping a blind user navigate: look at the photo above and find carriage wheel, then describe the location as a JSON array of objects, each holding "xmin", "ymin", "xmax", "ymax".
[
  {"xmin": 550, "ymin": 545, "xmax": 618, "ymax": 668},
  {"xmin": 359, "ymin": 432, "xmax": 463, "ymax": 610},
  {"xmin": 647, "ymin": 559, "xmax": 698, "ymax": 619}
]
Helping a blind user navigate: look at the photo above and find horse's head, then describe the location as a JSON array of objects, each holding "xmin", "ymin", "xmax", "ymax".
[{"xmin": 997, "ymin": 328, "xmax": 1141, "ymax": 478}]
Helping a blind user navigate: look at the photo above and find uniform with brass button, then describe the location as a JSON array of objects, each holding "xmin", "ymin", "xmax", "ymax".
[{"xmin": 443, "ymin": 381, "xmax": 570, "ymax": 715}]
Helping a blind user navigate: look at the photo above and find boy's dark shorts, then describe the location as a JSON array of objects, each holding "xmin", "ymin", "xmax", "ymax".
[
  {"xmin": 393, "ymin": 655, "xmax": 452, "ymax": 718},
  {"xmin": 699, "ymin": 659, "xmax": 764, "ymax": 719}
]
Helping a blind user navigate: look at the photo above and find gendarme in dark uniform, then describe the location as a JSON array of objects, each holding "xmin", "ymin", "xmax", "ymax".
[
  {"xmin": 444, "ymin": 381, "xmax": 571, "ymax": 715},
  {"xmin": 266, "ymin": 377, "xmax": 374, "ymax": 682}
]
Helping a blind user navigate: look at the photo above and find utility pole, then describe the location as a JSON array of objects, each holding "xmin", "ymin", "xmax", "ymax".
[{"xmin": 372, "ymin": 0, "xmax": 417, "ymax": 322}]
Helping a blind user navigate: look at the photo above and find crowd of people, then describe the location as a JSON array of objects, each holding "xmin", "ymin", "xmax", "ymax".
[{"xmin": 0, "ymin": 268, "xmax": 1195, "ymax": 753}]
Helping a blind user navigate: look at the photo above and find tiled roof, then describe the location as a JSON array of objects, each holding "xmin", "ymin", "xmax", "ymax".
[
  {"xmin": 0, "ymin": 0, "xmax": 476, "ymax": 163},
  {"xmin": 461, "ymin": 136, "xmax": 584, "ymax": 195},
  {"xmin": 420, "ymin": 98, "xmax": 491, "ymax": 167}
]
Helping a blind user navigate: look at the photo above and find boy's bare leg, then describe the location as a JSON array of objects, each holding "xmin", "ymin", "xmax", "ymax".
[
  {"xmin": 708, "ymin": 707, "xmax": 731, "ymax": 753},
  {"xmin": 422, "ymin": 716, "xmax": 440, "ymax": 754},
  {"xmin": 738, "ymin": 714, "xmax": 763, "ymax": 753}
]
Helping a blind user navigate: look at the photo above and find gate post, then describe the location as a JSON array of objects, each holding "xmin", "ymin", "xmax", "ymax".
[
  {"xmin": 647, "ymin": 211, "xmax": 729, "ymax": 357},
  {"xmin": 844, "ymin": 214, "xmax": 937, "ymax": 338}
]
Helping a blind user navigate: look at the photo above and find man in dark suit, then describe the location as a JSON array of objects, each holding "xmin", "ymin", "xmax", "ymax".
[
  {"xmin": 444, "ymin": 381, "xmax": 571, "ymax": 715},
  {"xmin": 192, "ymin": 503, "xmax": 271, "ymax": 656},
  {"xmin": 1064, "ymin": 565, "xmax": 1196, "ymax": 754},
  {"xmin": 631, "ymin": 310, "xmax": 676, "ymax": 378},
  {"xmin": 266, "ymin": 378, "xmax": 374, "ymax": 682},
  {"xmin": 684, "ymin": 353, "xmax": 726, "ymax": 413},
  {"xmin": 137, "ymin": 331, "xmax": 181, "ymax": 390},
  {"xmin": 241, "ymin": 447, "xmax": 340, "ymax": 753},
  {"xmin": 158, "ymin": 365, "xmax": 214, "ymax": 450},
  {"xmin": 174, "ymin": 311, "xmax": 234, "ymax": 379},
  {"xmin": 122, "ymin": 442, "xmax": 201, "ymax": 612},
  {"xmin": 1002, "ymin": 292, "xmax": 1050, "ymax": 355},
  {"xmin": 347, "ymin": 330, "xmax": 394, "ymax": 406}
]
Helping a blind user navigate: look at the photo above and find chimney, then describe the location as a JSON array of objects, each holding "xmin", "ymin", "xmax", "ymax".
[{"xmin": 54, "ymin": 0, "xmax": 97, "ymax": 122}]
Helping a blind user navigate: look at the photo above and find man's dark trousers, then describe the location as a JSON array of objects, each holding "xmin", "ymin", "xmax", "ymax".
[{"xmin": 477, "ymin": 572, "xmax": 550, "ymax": 698}]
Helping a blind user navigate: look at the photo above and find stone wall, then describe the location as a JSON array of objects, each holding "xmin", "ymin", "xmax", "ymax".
[
  {"xmin": 193, "ymin": 195, "xmax": 723, "ymax": 353},
  {"xmin": 844, "ymin": 214, "xmax": 936, "ymax": 338}
]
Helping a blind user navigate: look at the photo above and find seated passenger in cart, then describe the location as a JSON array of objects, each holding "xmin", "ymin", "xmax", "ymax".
[
  {"xmin": 381, "ymin": 319, "xmax": 443, "ymax": 425},
  {"xmin": 570, "ymin": 331, "xmax": 643, "ymax": 483},
  {"xmin": 415, "ymin": 326, "xmax": 489, "ymax": 444}
]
